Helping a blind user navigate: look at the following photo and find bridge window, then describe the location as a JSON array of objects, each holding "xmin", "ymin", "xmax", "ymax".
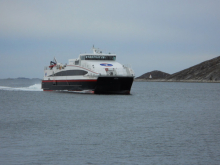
[{"xmin": 81, "ymin": 55, "xmax": 116, "ymax": 61}]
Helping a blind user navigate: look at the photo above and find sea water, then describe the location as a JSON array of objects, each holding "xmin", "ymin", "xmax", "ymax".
[{"xmin": 0, "ymin": 79, "xmax": 220, "ymax": 165}]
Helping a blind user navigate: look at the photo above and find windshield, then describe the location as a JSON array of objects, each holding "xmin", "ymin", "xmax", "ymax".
[{"xmin": 81, "ymin": 55, "xmax": 116, "ymax": 61}]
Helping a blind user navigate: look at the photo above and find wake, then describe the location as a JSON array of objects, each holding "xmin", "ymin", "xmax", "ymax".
[{"xmin": 0, "ymin": 84, "xmax": 43, "ymax": 91}]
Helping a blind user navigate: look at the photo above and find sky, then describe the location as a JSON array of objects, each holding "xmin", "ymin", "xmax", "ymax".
[{"xmin": 0, "ymin": 0, "xmax": 220, "ymax": 78}]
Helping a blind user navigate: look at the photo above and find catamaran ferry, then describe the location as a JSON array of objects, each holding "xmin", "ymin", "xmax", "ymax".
[{"xmin": 41, "ymin": 46, "xmax": 135, "ymax": 94}]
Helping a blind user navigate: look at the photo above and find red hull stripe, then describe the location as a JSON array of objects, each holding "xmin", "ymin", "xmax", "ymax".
[{"xmin": 42, "ymin": 80, "xmax": 97, "ymax": 83}]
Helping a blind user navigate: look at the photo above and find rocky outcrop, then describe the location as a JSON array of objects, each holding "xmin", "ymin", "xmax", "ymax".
[
  {"xmin": 167, "ymin": 56, "xmax": 220, "ymax": 81},
  {"xmin": 136, "ymin": 70, "xmax": 170, "ymax": 79},
  {"xmin": 136, "ymin": 56, "xmax": 220, "ymax": 82}
]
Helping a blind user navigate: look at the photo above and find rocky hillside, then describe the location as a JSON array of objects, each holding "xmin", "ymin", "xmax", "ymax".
[
  {"xmin": 167, "ymin": 56, "xmax": 220, "ymax": 81},
  {"xmin": 136, "ymin": 70, "xmax": 170, "ymax": 79}
]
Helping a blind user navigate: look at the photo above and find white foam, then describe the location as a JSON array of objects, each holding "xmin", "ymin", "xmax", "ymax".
[{"xmin": 0, "ymin": 84, "xmax": 43, "ymax": 91}]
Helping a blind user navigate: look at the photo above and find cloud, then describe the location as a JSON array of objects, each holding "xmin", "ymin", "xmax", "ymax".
[{"xmin": 1, "ymin": 0, "xmax": 219, "ymax": 42}]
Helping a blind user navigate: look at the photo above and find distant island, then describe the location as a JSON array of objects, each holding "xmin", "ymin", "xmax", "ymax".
[
  {"xmin": 17, "ymin": 77, "xmax": 30, "ymax": 79},
  {"xmin": 136, "ymin": 56, "xmax": 220, "ymax": 82},
  {"xmin": 136, "ymin": 70, "xmax": 170, "ymax": 79},
  {"xmin": 0, "ymin": 78, "xmax": 41, "ymax": 80}
]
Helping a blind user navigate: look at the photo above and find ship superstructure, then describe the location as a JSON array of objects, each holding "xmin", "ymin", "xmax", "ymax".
[{"xmin": 42, "ymin": 46, "xmax": 135, "ymax": 94}]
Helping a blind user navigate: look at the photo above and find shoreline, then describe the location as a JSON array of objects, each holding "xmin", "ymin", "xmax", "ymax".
[{"xmin": 134, "ymin": 79, "xmax": 220, "ymax": 83}]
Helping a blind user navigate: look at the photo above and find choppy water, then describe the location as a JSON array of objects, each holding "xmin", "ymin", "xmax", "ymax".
[{"xmin": 0, "ymin": 79, "xmax": 220, "ymax": 165}]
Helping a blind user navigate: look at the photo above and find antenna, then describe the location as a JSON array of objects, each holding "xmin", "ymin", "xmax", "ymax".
[
  {"xmin": 92, "ymin": 45, "xmax": 96, "ymax": 54},
  {"xmin": 54, "ymin": 57, "xmax": 57, "ymax": 63}
]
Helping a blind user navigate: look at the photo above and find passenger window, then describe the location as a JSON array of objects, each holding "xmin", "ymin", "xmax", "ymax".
[{"xmin": 75, "ymin": 60, "xmax": 79, "ymax": 65}]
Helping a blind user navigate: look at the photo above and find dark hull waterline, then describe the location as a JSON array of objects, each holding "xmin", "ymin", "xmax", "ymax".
[{"xmin": 42, "ymin": 77, "xmax": 134, "ymax": 94}]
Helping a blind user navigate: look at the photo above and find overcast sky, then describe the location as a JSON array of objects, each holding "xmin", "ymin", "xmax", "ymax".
[{"xmin": 0, "ymin": 0, "xmax": 219, "ymax": 78}]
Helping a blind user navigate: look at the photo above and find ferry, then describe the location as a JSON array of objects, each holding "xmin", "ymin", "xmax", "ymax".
[{"xmin": 41, "ymin": 46, "xmax": 135, "ymax": 94}]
